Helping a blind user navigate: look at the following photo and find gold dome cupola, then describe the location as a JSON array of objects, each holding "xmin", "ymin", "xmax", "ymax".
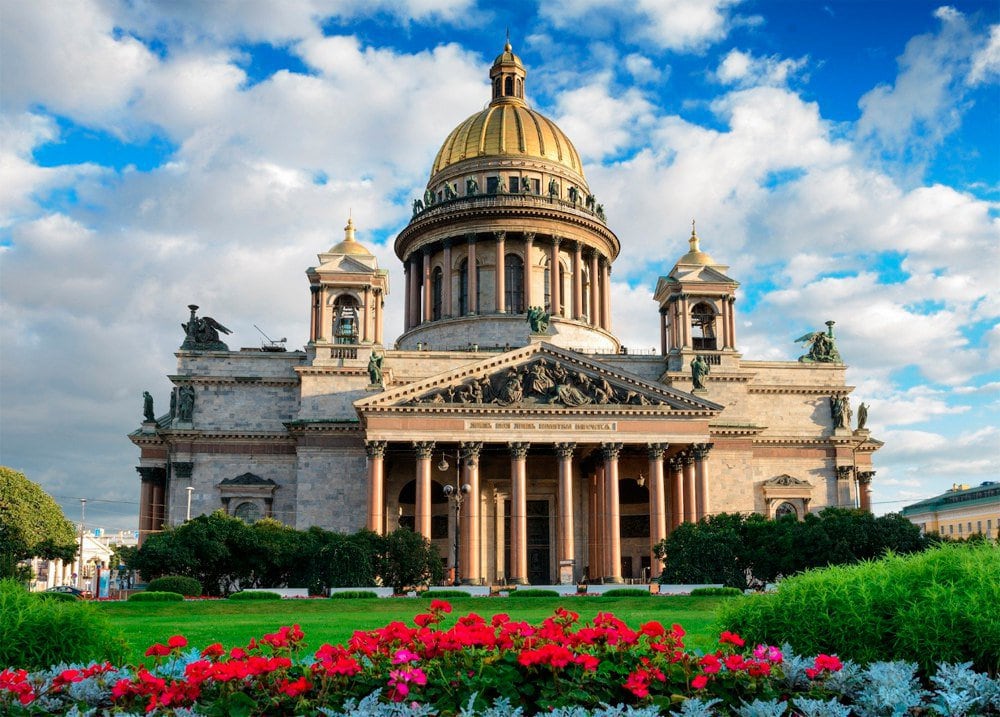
[{"xmin": 490, "ymin": 38, "xmax": 526, "ymax": 104}]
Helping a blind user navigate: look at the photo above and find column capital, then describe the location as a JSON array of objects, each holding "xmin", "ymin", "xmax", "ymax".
[
  {"xmin": 680, "ymin": 450, "xmax": 694, "ymax": 467},
  {"xmin": 555, "ymin": 442, "xmax": 576, "ymax": 459},
  {"xmin": 692, "ymin": 442, "xmax": 713, "ymax": 460},
  {"xmin": 136, "ymin": 466, "xmax": 166, "ymax": 483},
  {"xmin": 494, "ymin": 230, "xmax": 506, "ymax": 242},
  {"xmin": 460, "ymin": 441, "xmax": 483, "ymax": 464},
  {"xmin": 442, "ymin": 237, "xmax": 453, "ymax": 249},
  {"xmin": 857, "ymin": 470, "xmax": 875, "ymax": 484},
  {"xmin": 523, "ymin": 231, "xmax": 535, "ymax": 243},
  {"xmin": 601, "ymin": 442, "xmax": 623, "ymax": 461},
  {"xmin": 172, "ymin": 461, "xmax": 194, "ymax": 479},
  {"xmin": 836, "ymin": 465, "xmax": 855, "ymax": 480},
  {"xmin": 310, "ymin": 285, "xmax": 321, "ymax": 294},
  {"xmin": 465, "ymin": 233, "xmax": 477, "ymax": 244},
  {"xmin": 647, "ymin": 443, "xmax": 668, "ymax": 460},
  {"xmin": 550, "ymin": 235, "xmax": 562, "ymax": 247},
  {"xmin": 508, "ymin": 442, "xmax": 530, "ymax": 459},
  {"xmin": 668, "ymin": 456, "xmax": 685, "ymax": 472},
  {"xmin": 365, "ymin": 440, "xmax": 387, "ymax": 459},
  {"xmin": 413, "ymin": 441, "xmax": 436, "ymax": 459}
]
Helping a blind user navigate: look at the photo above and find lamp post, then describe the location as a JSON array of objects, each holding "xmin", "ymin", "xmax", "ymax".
[
  {"xmin": 437, "ymin": 451, "xmax": 470, "ymax": 586},
  {"xmin": 185, "ymin": 486, "xmax": 194, "ymax": 521}
]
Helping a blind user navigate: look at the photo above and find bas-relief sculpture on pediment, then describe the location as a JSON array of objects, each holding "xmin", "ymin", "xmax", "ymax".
[
  {"xmin": 764, "ymin": 474, "xmax": 813, "ymax": 488},
  {"xmin": 405, "ymin": 358, "xmax": 666, "ymax": 408}
]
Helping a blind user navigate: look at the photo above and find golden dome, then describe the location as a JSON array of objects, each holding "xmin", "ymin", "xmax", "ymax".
[
  {"xmin": 677, "ymin": 222, "xmax": 716, "ymax": 265},
  {"xmin": 429, "ymin": 41, "xmax": 586, "ymax": 183},
  {"xmin": 328, "ymin": 216, "xmax": 373, "ymax": 256}
]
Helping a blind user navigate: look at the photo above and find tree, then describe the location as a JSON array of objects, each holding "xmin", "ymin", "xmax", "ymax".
[
  {"xmin": 378, "ymin": 527, "xmax": 445, "ymax": 593},
  {"xmin": 0, "ymin": 466, "xmax": 77, "ymax": 579}
]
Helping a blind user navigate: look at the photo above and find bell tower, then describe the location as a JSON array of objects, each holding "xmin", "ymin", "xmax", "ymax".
[
  {"xmin": 306, "ymin": 217, "xmax": 389, "ymax": 363},
  {"xmin": 654, "ymin": 222, "xmax": 740, "ymax": 372}
]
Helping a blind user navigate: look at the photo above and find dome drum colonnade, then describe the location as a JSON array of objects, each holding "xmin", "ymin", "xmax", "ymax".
[
  {"xmin": 395, "ymin": 42, "xmax": 619, "ymax": 353},
  {"xmin": 365, "ymin": 439, "xmax": 714, "ymax": 584}
]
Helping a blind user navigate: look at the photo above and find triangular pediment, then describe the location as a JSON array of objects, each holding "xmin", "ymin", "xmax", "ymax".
[
  {"xmin": 315, "ymin": 254, "xmax": 379, "ymax": 274},
  {"xmin": 355, "ymin": 342, "xmax": 723, "ymax": 414},
  {"xmin": 669, "ymin": 264, "xmax": 738, "ymax": 285}
]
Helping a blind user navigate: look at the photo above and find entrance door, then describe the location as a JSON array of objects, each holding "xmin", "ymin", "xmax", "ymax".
[{"xmin": 526, "ymin": 500, "xmax": 551, "ymax": 584}]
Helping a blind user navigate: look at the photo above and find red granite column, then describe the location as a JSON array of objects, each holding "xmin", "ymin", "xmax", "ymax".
[
  {"xmin": 682, "ymin": 451, "xmax": 696, "ymax": 524},
  {"xmin": 466, "ymin": 235, "xmax": 477, "ymax": 315},
  {"xmin": 523, "ymin": 232, "xmax": 534, "ymax": 310},
  {"xmin": 366, "ymin": 441, "xmax": 387, "ymax": 534},
  {"xmin": 693, "ymin": 443, "xmax": 712, "ymax": 521},
  {"xmin": 422, "ymin": 251, "xmax": 432, "ymax": 323},
  {"xmin": 508, "ymin": 442, "xmax": 529, "ymax": 584},
  {"xmin": 414, "ymin": 441, "xmax": 435, "ymax": 539},
  {"xmin": 442, "ymin": 240, "xmax": 453, "ymax": 317},
  {"xmin": 549, "ymin": 237, "xmax": 561, "ymax": 315},
  {"xmin": 572, "ymin": 242, "xmax": 583, "ymax": 319},
  {"xmin": 460, "ymin": 442, "xmax": 482, "ymax": 583},
  {"xmin": 602, "ymin": 442, "xmax": 623, "ymax": 583},
  {"xmin": 556, "ymin": 443, "xmax": 575, "ymax": 574},
  {"xmin": 669, "ymin": 456, "xmax": 684, "ymax": 531},
  {"xmin": 495, "ymin": 231, "xmax": 506, "ymax": 313},
  {"xmin": 647, "ymin": 443, "xmax": 667, "ymax": 577},
  {"xmin": 589, "ymin": 251, "xmax": 600, "ymax": 326}
]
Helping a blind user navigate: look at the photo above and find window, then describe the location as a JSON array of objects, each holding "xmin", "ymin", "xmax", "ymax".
[
  {"xmin": 486, "ymin": 176, "xmax": 499, "ymax": 194},
  {"xmin": 977, "ymin": 521, "xmax": 982, "ymax": 533},
  {"xmin": 505, "ymin": 254, "xmax": 524, "ymax": 313},
  {"xmin": 775, "ymin": 502, "xmax": 797, "ymax": 519},
  {"xmin": 949, "ymin": 525, "xmax": 954, "ymax": 534},
  {"xmin": 504, "ymin": 76, "xmax": 513, "ymax": 96},
  {"xmin": 691, "ymin": 301, "xmax": 717, "ymax": 350},
  {"xmin": 233, "ymin": 502, "xmax": 261, "ymax": 523},
  {"xmin": 333, "ymin": 295, "xmax": 359, "ymax": 344},
  {"xmin": 958, "ymin": 523, "xmax": 963, "ymax": 534},
  {"xmin": 459, "ymin": 259, "xmax": 469, "ymax": 315},
  {"xmin": 431, "ymin": 267, "xmax": 443, "ymax": 320},
  {"xmin": 968, "ymin": 522, "xmax": 973, "ymax": 533}
]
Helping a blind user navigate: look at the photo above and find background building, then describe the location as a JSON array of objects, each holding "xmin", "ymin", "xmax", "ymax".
[
  {"xmin": 131, "ymin": 44, "xmax": 880, "ymax": 584},
  {"xmin": 901, "ymin": 482, "xmax": 1000, "ymax": 540}
]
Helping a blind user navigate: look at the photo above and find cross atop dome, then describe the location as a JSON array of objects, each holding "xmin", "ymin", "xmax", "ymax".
[{"xmin": 490, "ymin": 38, "xmax": 526, "ymax": 105}]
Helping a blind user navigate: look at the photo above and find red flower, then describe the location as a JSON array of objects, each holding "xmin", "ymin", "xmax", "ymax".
[
  {"xmin": 699, "ymin": 653, "xmax": 721, "ymax": 674},
  {"xmin": 144, "ymin": 643, "xmax": 170, "ymax": 657},
  {"xmin": 201, "ymin": 643, "xmax": 224, "ymax": 658},
  {"xmin": 692, "ymin": 674, "xmax": 709, "ymax": 690},
  {"xmin": 430, "ymin": 598, "xmax": 452, "ymax": 613},
  {"xmin": 167, "ymin": 635, "xmax": 188, "ymax": 649},
  {"xmin": 806, "ymin": 653, "xmax": 843, "ymax": 678},
  {"xmin": 719, "ymin": 630, "xmax": 745, "ymax": 647},
  {"xmin": 414, "ymin": 613, "xmax": 434, "ymax": 628},
  {"xmin": 279, "ymin": 676, "xmax": 311, "ymax": 697},
  {"xmin": 724, "ymin": 654, "xmax": 745, "ymax": 671}
]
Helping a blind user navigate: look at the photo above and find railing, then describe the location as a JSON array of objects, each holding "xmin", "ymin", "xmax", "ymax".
[
  {"xmin": 330, "ymin": 347, "xmax": 358, "ymax": 359},
  {"xmin": 411, "ymin": 192, "xmax": 607, "ymax": 226}
]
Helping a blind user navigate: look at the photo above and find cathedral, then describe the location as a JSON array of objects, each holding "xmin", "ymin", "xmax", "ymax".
[{"xmin": 131, "ymin": 43, "xmax": 880, "ymax": 585}]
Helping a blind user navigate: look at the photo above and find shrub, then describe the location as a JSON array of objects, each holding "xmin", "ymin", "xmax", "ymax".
[
  {"xmin": 127, "ymin": 591, "xmax": 184, "ymax": 602},
  {"xmin": 330, "ymin": 590, "xmax": 379, "ymax": 599},
  {"xmin": 690, "ymin": 586, "xmax": 742, "ymax": 597},
  {"xmin": 717, "ymin": 542, "xmax": 1000, "ymax": 673},
  {"xmin": 420, "ymin": 590, "xmax": 470, "ymax": 598},
  {"xmin": 509, "ymin": 589, "xmax": 560, "ymax": 598},
  {"xmin": 146, "ymin": 575, "xmax": 202, "ymax": 596},
  {"xmin": 228, "ymin": 591, "xmax": 282, "ymax": 601},
  {"xmin": 598, "ymin": 588, "xmax": 651, "ymax": 598},
  {"xmin": 0, "ymin": 579, "xmax": 126, "ymax": 670}
]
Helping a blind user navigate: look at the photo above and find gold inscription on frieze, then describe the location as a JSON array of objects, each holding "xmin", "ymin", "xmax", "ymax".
[{"xmin": 463, "ymin": 421, "xmax": 617, "ymax": 431}]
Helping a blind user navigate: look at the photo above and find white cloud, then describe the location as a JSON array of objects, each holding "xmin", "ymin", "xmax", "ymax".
[
  {"xmin": 623, "ymin": 53, "xmax": 663, "ymax": 83},
  {"xmin": 968, "ymin": 23, "xmax": 1000, "ymax": 85},
  {"xmin": 715, "ymin": 49, "xmax": 808, "ymax": 87},
  {"xmin": 553, "ymin": 74, "xmax": 656, "ymax": 162},
  {"xmin": 539, "ymin": 0, "xmax": 742, "ymax": 51}
]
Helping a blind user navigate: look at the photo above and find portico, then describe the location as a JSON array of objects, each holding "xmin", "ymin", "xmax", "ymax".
[{"xmin": 356, "ymin": 342, "xmax": 721, "ymax": 584}]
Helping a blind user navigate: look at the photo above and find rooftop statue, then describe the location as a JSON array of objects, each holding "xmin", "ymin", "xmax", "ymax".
[
  {"xmin": 857, "ymin": 402, "xmax": 869, "ymax": 431},
  {"xmin": 142, "ymin": 391, "xmax": 155, "ymax": 422},
  {"xmin": 412, "ymin": 198, "xmax": 423, "ymax": 216},
  {"xmin": 547, "ymin": 178, "xmax": 559, "ymax": 199},
  {"xmin": 526, "ymin": 305, "xmax": 550, "ymax": 334},
  {"xmin": 690, "ymin": 355, "xmax": 710, "ymax": 390},
  {"xmin": 181, "ymin": 305, "xmax": 231, "ymax": 351},
  {"xmin": 177, "ymin": 385, "xmax": 195, "ymax": 423},
  {"xmin": 796, "ymin": 320, "xmax": 842, "ymax": 363},
  {"xmin": 368, "ymin": 351, "xmax": 384, "ymax": 387},
  {"xmin": 467, "ymin": 178, "xmax": 479, "ymax": 195}
]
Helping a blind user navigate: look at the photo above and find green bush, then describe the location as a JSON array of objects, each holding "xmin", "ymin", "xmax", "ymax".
[
  {"xmin": 147, "ymin": 575, "xmax": 202, "ymax": 596},
  {"xmin": 717, "ymin": 542, "xmax": 1000, "ymax": 673},
  {"xmin": 420, "ymin": 590, "xmax": 470, "ymax": 598},
  {"xmin": 690, "ymin": 586, "xmax": 742, "ymax": 597},
  {"xmin": 330, "ymin": 590, "xmax": 379, "ymax": 599},
  {"xmin": 128, "ymin": 591, "xmax": 184, "ymax": 602},
  {"xmin": 598, "ymin": 588, "xmax": 651, "ymax": 598},
  {"xmin": 0, "ymin": 579, "xmax": 126, "ymax": 669},
  {"xmin": 228, "ymin": 591, "xmax": 282, "ymax": 600},
  {"xmin": 508, "ymin": 589, "xmax": 560, "ymax": 598}
]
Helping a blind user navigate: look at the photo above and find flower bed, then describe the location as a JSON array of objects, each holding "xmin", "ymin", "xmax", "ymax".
[{"xmin": 1, "ymin": 601, "xmax": 997, "ymax": 715}]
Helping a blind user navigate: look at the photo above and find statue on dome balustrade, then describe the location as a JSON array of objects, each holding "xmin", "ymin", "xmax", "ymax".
[
  {"xmin": 520, "ymin": 176, "xmax": 531, "ymax": 193},
  {"xmin": 596, "ymin": 204, "xmax": 605, "ymax": 221},
  {"xmin": 568, "ymin": 185, "xmax": 578, "ymax": 205},
  {"xmin": 412, "ymin": 198, "xmax": 423, "ymax": 216},
  {"xmin": 466, "ymin": 178, "xmax": 479, "ymax": 195},
  {"xmin": 547, "ymin": 178, "xmax": 559, "ymax": 198}
]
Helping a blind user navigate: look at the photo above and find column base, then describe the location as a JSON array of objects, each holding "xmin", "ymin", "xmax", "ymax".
[
  {"xmin": 460, "ymin": 578, "xmax": 485, "ymax": 586},
  {"xmin": 602, "ymin": 576, "xmax": 624, "ymax": 584},
  {"xmin": 508, "ymin": 577, "xmax": 529, "ymax": 586}
]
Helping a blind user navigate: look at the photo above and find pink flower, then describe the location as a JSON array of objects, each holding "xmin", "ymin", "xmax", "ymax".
[
  {"xmin": 753, "ymin": 644, "xmax": 783, "ymax": 663},
  {"xmin": 392, "ymin": 648, "xmax": 420, "ymax": 664}
]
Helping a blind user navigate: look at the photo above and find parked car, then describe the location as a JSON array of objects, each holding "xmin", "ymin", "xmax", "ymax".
[{"xmin": 44, "ymin": 585, "xmax": 92, "ymax": 599}]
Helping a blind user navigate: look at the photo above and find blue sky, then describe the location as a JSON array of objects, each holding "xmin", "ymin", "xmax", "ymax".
[{"xmin": 1, "ymin": 0, "xmax": 997, "ymax": 532}]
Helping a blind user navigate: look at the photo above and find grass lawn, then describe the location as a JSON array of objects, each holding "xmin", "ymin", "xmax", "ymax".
[{"xmin": 99, "ymin": 595, "xmax": 730, "ymax": 665}]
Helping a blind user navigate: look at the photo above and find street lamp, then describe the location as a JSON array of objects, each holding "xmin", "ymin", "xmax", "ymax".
[{"xmin": 437, "ymin": 451, "xmax": 470, "ymax": 586}]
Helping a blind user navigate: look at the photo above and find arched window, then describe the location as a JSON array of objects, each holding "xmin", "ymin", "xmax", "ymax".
[
  {"xmin": 691, "ymin": 301, "xmax": 717, "ymax": 350},
  {"xmin": 504, "ymin": 76, "xmax": 513, "ymax": 96},
  {"xmin": 775, "ymin": 502, "xmax": 797, "ymax": 520},
  {"xmin": 458, "ymin": 259, "xmax": 469, "ymax": 316},
  {"xmin": 431, "ymin": 267, "xmax": 443, "ymax": 320},
  {"xmin": 333, "ymin": 295, "xmax": 359, "ymax": 344},
  {"xmin": 233, "ymin": 502, "xmax": 261, "ymax": 523},
  {"xmin": 505, "ymin": 253, "xmax": 524, "ymax": 313},
  {"xmin": 516, "ymin": 78, "xmax": 523, "ymax": 98}
]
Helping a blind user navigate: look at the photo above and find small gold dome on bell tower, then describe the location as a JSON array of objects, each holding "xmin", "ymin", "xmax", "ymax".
[{"xmin": 490, "ymin": 36, "xmax": 527, "ymax": 105}]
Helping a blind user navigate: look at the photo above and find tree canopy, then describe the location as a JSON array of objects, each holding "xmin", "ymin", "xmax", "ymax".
[
  {"xmin": 654, "ymin": 507, "xmax": 930, "ymax": 590},
  {"xmin": 0, "ymin": 466, "xmax": 78, "ymax": 578}
]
